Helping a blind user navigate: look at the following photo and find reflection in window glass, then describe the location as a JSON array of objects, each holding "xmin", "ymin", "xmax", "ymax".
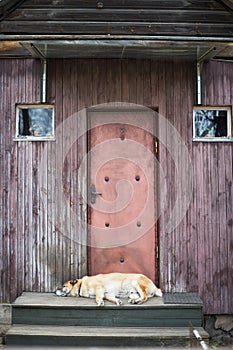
[
  {"xmin": 15, "ymin": 104, "xmax": 54, "ymax": 140},
  {"xmin": 193, "ymin": 107, "xmax": 232, "ymax": 140}
]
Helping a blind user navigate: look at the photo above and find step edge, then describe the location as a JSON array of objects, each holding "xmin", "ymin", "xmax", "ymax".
[
  {"xmin": 7, "ymin": 325, "xmax": 209, "ymax": 337},
  {"xmin": 12, "ymin": 304, "xmax": 203, "ymax": 310}
]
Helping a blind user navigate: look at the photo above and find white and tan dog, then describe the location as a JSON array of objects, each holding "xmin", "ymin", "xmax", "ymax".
[{"xmin": 62, "ymin": 272, "xmax": 162, "ymax": 306}]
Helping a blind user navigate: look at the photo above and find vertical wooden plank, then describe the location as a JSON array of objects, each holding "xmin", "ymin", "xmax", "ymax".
[
  {"xmin": 173, "ymin": 61, "xmax": 183, "ymax": 292},
  {"xmin": 15, "ymin": 59, "xmax": 25, "ymax": 297},
  {"xmin": 165, "ymin": 61, "xmax": 177, "ymax": 292},
  {"xmin": 225, "ymin": 141, "xmax": 233, "ymax": 312},
  {"xmin": 0, "ymin": 60, "xmax": 4, "ymax": 302},
  {"xmin": 106, "ymin": 58, "xmax": 121, "ymax": 103},
  {"xmin": 91, "ymin": 59, "xmax": 106, "ymax": 106},
  {"xmin": 218, "ymin": 144, "xmax": 228, "ymax": 313},
  {"xmin": 136, "ymin": 60, "xmax": 146, "ymax": 105},
  {"xmin": 78, "ymin": 59, "xmax": 95, "ymax": 276},
  {"xmin": 225, "ymin": 63, "xmax": 233, "ymax": 312},
  {"xmin": 221, "ymin": 62, "xmax": 233, "ymax": 313},
  {"xmin": 54, "ymin": 59, "xmax": 64, "ymax": 287},
  {"xmin": 7, "ymin": 58, "xmax": 13, "ymax": 300},
  {"xmin": 11, "ymin": 59, "xmax": 24, "ymax": 300},
  {"xmin": 75, "ymin": 59, "xmax": 89, "ymax": 277},
  {"xmin": 188, "ymin": 142, "xmax": 199, "ymax": 293},
  {"xmin": 9, "ymin": 59, "xmax": 16, "ymax": 296},
  {"xmin": 46, "ymin": 59, "xmax": 57, "ymax": 290},
  {"xmin": 77, "ymin": 107, "xmax": 88, "ymax": 278},
  {"xmin": 202, "ymin": 143, "xmax": 212, "ymax": 313},
  {"xmin": 212, "ymin": 144, "xmax": 221, "ymax": 314},
  {"xmin": 186, "ymin": 62, "xmax": 198, "ymax": 293},
  {"xmin": 121, "ymin": 59, "xmax": 137, "ymax": 104},
  {"xmin": 150, "ymin": 60, "xmax": 161, "ymax": 286},
  {"xmin": 180, "ymin": 61, "xmax": 189, "ymax": 292},
  {"xmin": 157, "ymin": 59, "xmax": 167, "ymax": 291},
  {"xmin": 61, "ymin": 59, "xmax": 71, "ymax": 282},
  {"xmin": 69, "ymin": 59, "xmax": 79, "ymax": 280},
  {"xmin": 185, "ymin": 62, "xmax": 196, "ymax": 292},
  {"xmin": 195, "ymin": 142, "xmax": 207, "ymax": 308},
  {"xmin": 1, "ymin": 60, "xmax": 11, "ymax": 302},
  {"xmin": 150, "ymin": 61, "xmax": 159, "ymax": 108},
  {"xmin": 142, "ymin": 59, "xmax": 152, "ymax": 107}
]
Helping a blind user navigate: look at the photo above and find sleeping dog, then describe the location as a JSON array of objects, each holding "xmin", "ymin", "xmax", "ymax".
[{"xmin": 61, "ymin": 272, "xmax": 162, "ymax": 306}]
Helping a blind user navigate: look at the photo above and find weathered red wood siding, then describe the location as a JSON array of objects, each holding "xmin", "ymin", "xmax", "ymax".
[
  {"xmin": 198, "ymin": 61, "xmax": 233, "ymax": 314},
  {"xmin": 0, "ymin": 59, "xmax": 41, "ymax": 302},
  {"xmin": 0, "ymin": 58, "xmax": 232, "ymax": 315}
]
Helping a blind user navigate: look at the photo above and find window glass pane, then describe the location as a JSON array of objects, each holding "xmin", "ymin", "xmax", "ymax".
[
  {"xmin": 193, "ymin": 106, "xmax": 232, "ymax": 141},
  {"xmin": 15, "ymin": 104, "xmax": 54, "ymax": 140}
]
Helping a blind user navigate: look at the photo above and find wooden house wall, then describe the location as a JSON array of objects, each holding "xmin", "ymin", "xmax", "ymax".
[
  {"xmin": 0, "ymin": 59, "xmax": 41, "ymax": 302},
  {"xmin": 198, "ymin": 61, "xmax": 233, "ymax": 314},
  {"xmin": 0, "ymin": 58, "xmax": 232, "ymax": 315}
]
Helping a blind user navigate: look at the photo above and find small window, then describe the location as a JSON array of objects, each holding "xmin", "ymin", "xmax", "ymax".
[
  {"xmin": 15, "ymin": 104, "xmax": 55, "ymax": 141},
  {"xmin": 193, "ymin": 106, "xmax": 232, "ymax": 141}
]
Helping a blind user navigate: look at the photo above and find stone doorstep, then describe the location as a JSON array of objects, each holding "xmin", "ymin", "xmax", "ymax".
[
  {"xmin": 0, "ymin": 304, "xmax": 12, "ymax": 325},
  {"xmin": 215, "ymin": 315, "xmax": 233, "ymax": 333},
  {"xmin": 0, "ymin": 304, "xmax": 12, "ymax": 345}
]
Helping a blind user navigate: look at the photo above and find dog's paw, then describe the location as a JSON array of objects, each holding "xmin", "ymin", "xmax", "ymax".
[
  {"xmin": 129, "ymin": 298, "xmax": 142, "ymax": 304},
  {"xmin": 128, "ymin": 298, "xmax": 136, "ymax": 304},
  {"xmin": 97, "ymin": 300, "xmax": 104, "ymax": 307},
  {"xmin": 116, "ymin": 299, "xmax": 123, "ymax": 306},
  {"xmin": 155, "ymin": 289, "xmax": 163, "ymax": 297},
  {"xmin": 55, "ymin": 289, "xmax": 67, "ymax": 297}
]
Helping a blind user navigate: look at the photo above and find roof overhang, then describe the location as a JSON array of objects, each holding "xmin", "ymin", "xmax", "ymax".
[{"xmin": 1, "ymin": 35, "xmax": 233, "ymax": 61}]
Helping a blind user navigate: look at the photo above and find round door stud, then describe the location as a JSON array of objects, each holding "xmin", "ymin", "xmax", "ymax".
[
  {"xmin": 104, "ymin": 176, "xmax": 109, "ymax": 182},
  {"xmin": 105, "ymin": 222, "xmax": 110, "ymax": 228},
  {"xmin": 120, "ymin": 258, "xmax": 124, "ymax": 263},
  {"xmin": 136, "ymin": 221, "xmax": 141, "ymax": 227},
  {"xmin": 135, "ymin": 175, "xmax": 140, "ymax": 181}
]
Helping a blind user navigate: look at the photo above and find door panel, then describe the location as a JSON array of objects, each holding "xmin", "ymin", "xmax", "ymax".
[{"xmin": 88, "ymin": 108, "xmax": 157, "ymax": 282}]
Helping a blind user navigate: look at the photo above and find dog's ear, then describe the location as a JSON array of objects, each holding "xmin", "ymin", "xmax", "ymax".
[{"xmin": 71, "ymin": 279, "xmax": 78, "ymax": 285}]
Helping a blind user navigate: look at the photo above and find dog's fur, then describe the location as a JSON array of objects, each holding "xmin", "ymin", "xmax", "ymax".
[{"xmin": 62, "ymin": 272, "xmax": 162, "ymax": 306}]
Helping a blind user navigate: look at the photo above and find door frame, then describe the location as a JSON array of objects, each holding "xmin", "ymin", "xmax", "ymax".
[{"xmin": 84, "ymin": 104, "xmax": 160, "ymax": 284}]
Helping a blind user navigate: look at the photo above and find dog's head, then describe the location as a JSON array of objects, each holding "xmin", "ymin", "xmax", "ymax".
[{"xmin": 62, "ymin": 278, "xmax": 82, "ymax": 296}]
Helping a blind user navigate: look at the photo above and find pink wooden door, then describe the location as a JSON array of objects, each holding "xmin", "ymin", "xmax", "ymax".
[{"xmin": 88, "ymin": 107, "xmax": 157, "ymax": 282}]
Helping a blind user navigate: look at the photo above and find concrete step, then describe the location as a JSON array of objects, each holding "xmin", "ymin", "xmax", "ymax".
[{"xmin": 6, "ymin": 325, "xmax": 209, "ymax": 347}]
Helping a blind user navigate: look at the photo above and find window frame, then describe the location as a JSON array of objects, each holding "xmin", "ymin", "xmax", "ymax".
[
  {"xmin": 193, "ymin": 105, "xmax": 232, "ymax": 142},
  {"xmin": 14, "ymin": 103, "xmax": 55, "ymax": 141}
]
